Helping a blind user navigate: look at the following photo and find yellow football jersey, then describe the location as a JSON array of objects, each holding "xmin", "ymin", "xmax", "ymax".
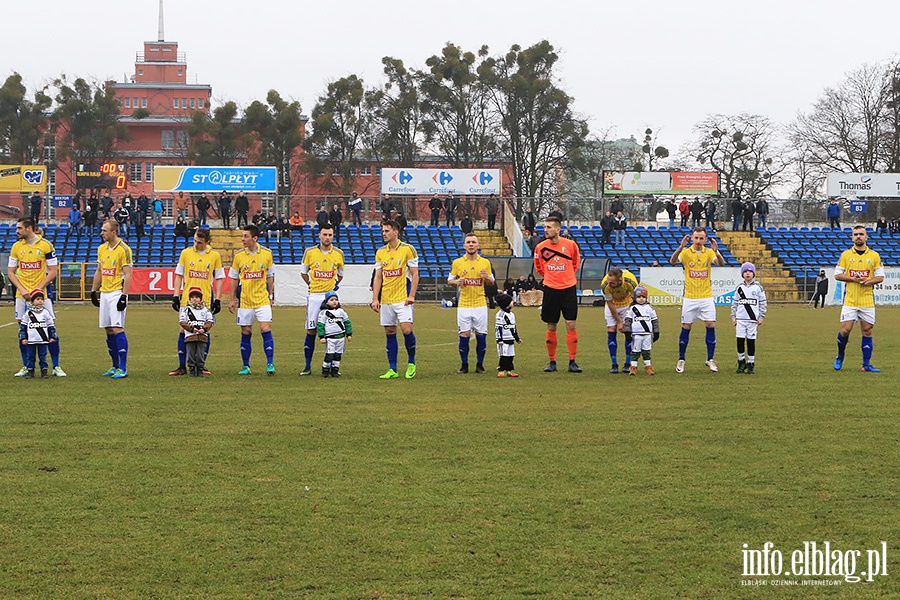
[
  {"xmin": 97, "ymin": 240, "xmax": 133, "ymax": 293},
  {"xmin": 229, "ymin": 246, "xmax": 274, "ymax": 309},
  {"xmin": 599, "ymin": 269, "xmax": 639, "ymax": 309},
  {"xmin": 301, "ymin": 246, "xmax": 345, "ymax": 294},
  {"xmin": 175, "ymin": 247, "xmax": 225, "ymax": 304},
  {"xmin": 449, "ymin": 255, "xmax": 493, "ymax": 309},
  {"xmin": 836, "ymin": 247, "xmax": 883, "ymax": 309},
  {"xmin": 9, "ymin": 236, "xmax": 58, "ymax": 299},
  {"xmin": 375, "ymin": 242, "xmax": 419, "ymax": 305},
  {"xmin": 678, "ymin": 246, "xmax": 717, "ymax": 299}
]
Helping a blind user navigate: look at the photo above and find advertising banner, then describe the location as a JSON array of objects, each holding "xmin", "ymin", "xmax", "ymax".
[
  {"xmin": 0, "ymin": 165, "xmax": 47, "ymax": 193},
  {"xmin": 638, "ymin": 267, "xmax": 742, "ymax": 306},
  {"xmin": 154, "ymin": 166, "xmax": 278, "ymax": 193},
  {"xmin": 602, "ymin": 171, "xmax": 718, "ymax": 195},
  {"xmin": 52, "ymin": 195, "xmax": 72, "ymax": 209},
  {"xmin": 826, "ymin": 173, "xmax": 900, "ymax": 197},
  {"xmin": 380, "ymin": 168, "xmax": 501, "ymax": 195}
]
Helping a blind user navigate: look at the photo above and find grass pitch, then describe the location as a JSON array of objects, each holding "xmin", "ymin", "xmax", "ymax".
[{"xmin": 0, "ymin": 302, "xmax": 898, "ymax": 598}]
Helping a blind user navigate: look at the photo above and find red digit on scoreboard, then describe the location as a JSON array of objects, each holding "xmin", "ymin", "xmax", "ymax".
[{"xmin": 115, "ymin": 174, "xmax": 126, "ymax": 189}]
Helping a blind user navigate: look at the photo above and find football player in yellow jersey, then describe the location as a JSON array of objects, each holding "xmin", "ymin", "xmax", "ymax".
[
  {"xmin": 227, "ymin": 225, "xmax": 276, "ymax": 375},
  {"xmin": 89, "ymin": 220, "xmax": 133, "ymax": 379},
  {"xmin": 168, "ymin": 227, "xmax": 226, "ymax": 376},
  {"xmin": 834, "ymin": 225, "xmax": 884, "ymax": 372},
  {"xmin": 7, "ymin": 218, "xmax": 66, "ymax": 376},
  {"xmin": 448, "ymin": 233, "xmax": 494, "ymax": 374},
  {"xmin": 599, "ymin": 267, "xmax": 639, "ymax": 373},
  {"xmin": 299, "ymin": 223, "xmax": 344, "ymax": 375},
  {"xmin": 669, "ymin": 226, "xmax": 725, "ymax": 374},
  {"xmin": 370, "ymin": 220, "xmax": 419, "ymax": 379}
]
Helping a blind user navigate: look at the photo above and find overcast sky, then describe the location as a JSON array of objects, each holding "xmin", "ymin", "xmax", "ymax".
[{"xmin": 5, "ymin": 0, "xmax": 900, "ymax": 157}]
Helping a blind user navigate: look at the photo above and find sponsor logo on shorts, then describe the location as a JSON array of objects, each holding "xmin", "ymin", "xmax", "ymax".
[
  {"xmin": 384, "ymin": 268, "xmax": 402, "ymax": 277},
  {"xmin": 19, "ymin": 261, "xmax": 42, "ymax": 270},
  {"xmin": 689, "ymin": 269, "xmax": 709, "ymax": 278},
  {"xmin": 243, "ymin": 270, "xmax": 264, "ymax": 280},
  {"xmin": 849, "ymin": 269, "xmax": 871, "ymax": 279},
  {"xmin": 101, "ymin": 268, "xmax": 116, "ymax": 276},
  {"xmin": 189, "ymin": 270, "xmax": 209, "ymax": 279}
]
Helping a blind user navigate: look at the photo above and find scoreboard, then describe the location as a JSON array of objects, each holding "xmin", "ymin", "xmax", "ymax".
[{"xmin": 76, "ymin": 163, "xmax": 127, "ymax": 190}]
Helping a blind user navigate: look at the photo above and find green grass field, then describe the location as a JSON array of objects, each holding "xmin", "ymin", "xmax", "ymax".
[{"xmin": 1, "ymin": 302, "xmax": 898, "ymax": 599}]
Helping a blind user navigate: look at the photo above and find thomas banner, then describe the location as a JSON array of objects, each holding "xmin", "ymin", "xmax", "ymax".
[
  {"xmin": 380, "ymin": 168, "xmax": 502, "ymax": 195},
  {"xmin": 638, "ymin": 267, "xmax": 742, "ymax": 306},
  {"xmin": 153, "ymin": 166, "xmax": 278, "ymax": 193}
]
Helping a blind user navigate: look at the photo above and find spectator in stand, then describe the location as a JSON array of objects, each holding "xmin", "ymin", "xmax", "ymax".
[
  {"xmin": 100, "ymin": 190, "xmax": 114, "ymax": 220},
  {"xmin": 485, "ymin": 193, "xmax": 500, "ymax": 231},
  {"xmin": 251, "ymin": 210, "xmax": 264, "ymax": 227},
  {"xmin": 174, "ymin": 216, "xmax": 191, "ymax": 240},
  {"xmin": 613, "ymin": 210, "xmax": 628, "ymax": 248},
  {"xmin": 83, "ymin": 200, "xmax": 97, "ymax": 236},
  {"xmin": 329, "ymin": 204, "xmax": 343, "ymax": 239},
  {"xmin": 122, "ymin": 192, "xmax": 134, "ymax": 212},
  {"xmin": 235, "ymin": 191, "xmax": 250, "ymax": 228},
  {"xmin": 114, "ymin": 202, "xmax": 130, "ymax": 237},
  {"xmin": 348, "ymin": 191, "xmax": 363, "ymax": 227},
  {"xmin": 279, "ymin": 213, "xmax": 292, "ymax": 239},
  {"xmin": 730, "ymin": 197, "xmax": 743, "ymax": 231},
  {"xmin": 392, "ymin": 209, "xmax": 408, "ymax": 239},
  {"xmin": 890, "ymin": 218, "xmax": 900, "ymax": 237},
  {"xmin": 665, "ymin": 199, "xmax": 677, "ymax": 228},
  {"xmin": 876, "ymin": 216, "xmax": 888, "ymax": 237},
  {"xmin": 316, "ymin": 205, "xmax": 329, "ymax": 231},
  {"xmin": 704, "ymin": 197, "xmax": 717, "ymax": 231},
  {"xmin": 218, "ymin": 191, "xmax": 233, "ymax": 230},
  {"xmin": 522, "ymin": 206, "xmax": 537, "ymax": 233},
  {"xmin": 429, "ymin": 194, "xmax": 442, "ymax": 227},
  {"xmin": 742, "ymin": 197, "xmax": 756, "ymax": 232},
  {"xmin": 173, "ymin": 191, "xmax": 188, "ymax": 221},
  {"xmin": 137, "ymin": 193, "xmax": 150, "ymax": 233},
  {"xmin": 503, "ymin": 277, "xmax": 517, "ymax": 305},
  {"xmin": 152, "ymin": 196, "xmax": 164, "ymax": 227},
  {"xmin": 827, "ymin": 198, "xmax": 841, "ymax": 230},
  {"xmin": 526, "ymin": 230, "xmax": 541, "ymax": 253},
  {"xmin": 132, "ymin": 203, "xmax": 145, "ymax": 240},
  {"xmin": 72, "ymin": 191, "xmax": 83, "ymax": 211},
  {"xmin": 195, "ymin": 192, "xmax": 213, "ymax": 226},
  {"xmin": 290, "ymin": 211, "xmax": 304, "ymax": 232},
  {"xmin": 678, "ymin": 197, "xmax": 690, "ymax": 227},
  {"xmin": 609, "ymin": 196, "xmax": 625, "ymax": 216},
  {"xmin": 600, "ymin": 211, "xmax": 614, "ymax": 246},
  {"xmin": 379, "ymin": 194, "xmax": 393, "ymax": 222},
  {"xmin": 460, "ymin": 213, "xmax": 474, "ymax": 236},
  {"xmin": 812, "ymin": 269, "xmax": 828, "ymax": 309},
  {"xmin": 444, "ymin": 192, "xmax": 458, "ymax": 227},
  {"xmin": 266, "ymin": 212, "xmax": 281, "ymax": 241},
  {"xmin": 756, "ymin": 196, "xmax": 770, "ymax": 229},
  {"xmin": 67, "ymin": 206, "xmax": 82, "ymax": 238},
  {"xmin": 690, "ymin": 198, "xmax": 704, "ymax": 228}
]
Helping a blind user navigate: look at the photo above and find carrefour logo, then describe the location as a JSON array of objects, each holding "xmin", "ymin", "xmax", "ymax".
[
  {"xmin": 392, "ymin": 171, "xmax": 413, "ymax": 185},
  {"xmin": 473, "ymin": 171, "xmax": 493, "ymax": 185},
  {"xmin": 23, "ymin": 170, "xmax": 44, "ymax": 185},
  {"xmin": 433, "ymin": 171, "xmax": 453, "ymax": 185}
]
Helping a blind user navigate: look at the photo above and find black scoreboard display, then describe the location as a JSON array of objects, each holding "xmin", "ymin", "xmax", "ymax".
[{"xmin": 76, "ymin": 163, "xmax": 127, "ymax": 190}]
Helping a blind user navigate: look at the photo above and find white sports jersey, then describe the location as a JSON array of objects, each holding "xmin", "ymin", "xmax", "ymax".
[
  {"xmin": 21, "ymin": 308, "xmax": 55, "ymax": 344},
  {"xmin": 731, "ymin": 281, "xmax": 767, "ymax": 322},
  {"xmin": 317, "ymin": 307, "xmax": 352, "ymax": 339},
  {"xmin": 495, "ymin": 310, "xmax": 520, "ymax": 344},
  {"xmin": 623, "ymin": 302, "xmax": 659, "ymax": 335}
]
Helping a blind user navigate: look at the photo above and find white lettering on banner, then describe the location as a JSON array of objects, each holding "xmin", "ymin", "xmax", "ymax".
[
  {"xmin": 827, "ymin": 172, "xmax": 900, "ymax": 197},
  {"xmin": 146, "ymin": 271, "xmax": 175, "ymax": 292}
]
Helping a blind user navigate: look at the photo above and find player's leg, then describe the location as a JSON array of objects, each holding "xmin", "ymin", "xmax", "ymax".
[
  {"xmin": 238, "ymin": 308, "xmax": 254, "ymax": 373},
  {"xmin": 399, "ymin": 315, "xmax": 416, "ymax": 379},
  {"xmin": 473, "ymin": 307, "xmax": 487, "ymax": 373},
  {"xmin": 604, "ymin": 305, "xmax": 619, "ymax": 372},
  {"xmin": 382, "ymin": 323, "xmax": 400, "ymax": 378},
  {"xmin": 14, "ymin": 300, "xmax": 28, "ymax": 375},
  {"xmin": 43, "ymin": 298, "xmax": 63, "ymax": 374},
  {"xmin": 302, "ymin": 296, "xmax": 322, "ymax": 375},
  {"xmin": 859, "ymin": 314, "xmax": 878, "ymax": 372},
  {"xmin": 171, "ymin": 330, "xmax": 188, "ymax": 375},
  {"xmin": 457, "ymin": 309, "xmax": 472, "ymax": 373},
  {"xmin": 835, "ymin": 308, "xmax": 856, "ymax": 370},
  {"xmin": 541, "ymin": 288, "xmax": 561, "ymax": 370},
  {"xmin": 258, "ymin": 307, "xmax": 274, "ymax": 374}
]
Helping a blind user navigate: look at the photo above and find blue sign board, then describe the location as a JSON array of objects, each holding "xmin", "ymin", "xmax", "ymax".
[
  {"xmin": 849, "ymin": 200, "xmax": 868, "ymax": 214},
  {"xmin": 51, "ymin": 195, "xmax": 72, "ymax": 209}
]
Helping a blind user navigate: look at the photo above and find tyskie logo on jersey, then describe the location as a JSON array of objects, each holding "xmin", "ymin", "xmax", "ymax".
[
  {"xmin": 188, "ymin": 270, "xmax": 210, "ymax": 279},
  {"xmin": 548, "ymin": 264, "xmax": 567, "ymax": 271},
  {"xmin": 19, "ymin": 261, "xmax": 42, "ymax": 270},
  {"xmin": 243, "ymin": 270, "xmax": 264, "ymax": 280},
  {"xmin": 384, "ymin": 268, "xmax": 403, "ymax": 278},
  {"xmin": 313, "ymin": 269, "xmax": 334, "ymax": 279},
  {"xmin": 688, "ymin": 269, "xmax": 709, "ymax": 278},
  {"xmin": 461, "ymin": 277, "xmax": 482, "ymax": 286},
  {"xmin": 101, "ymin": 268, "xmax": 116, "ymax": 276},
  {"xmin": 849, "ymin": 269, "xmax": 871, "ymax": 279}
]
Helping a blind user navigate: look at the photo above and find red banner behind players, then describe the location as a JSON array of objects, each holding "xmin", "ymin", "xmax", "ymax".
[{"xmin": 129, "ymin": 267, "xmax": 232, "ymax": 295}]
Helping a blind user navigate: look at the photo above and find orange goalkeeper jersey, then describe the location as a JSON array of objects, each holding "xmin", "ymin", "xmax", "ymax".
[{"xmin": 534, "ymin": 237, "xmax": 580, "ymax": 289}]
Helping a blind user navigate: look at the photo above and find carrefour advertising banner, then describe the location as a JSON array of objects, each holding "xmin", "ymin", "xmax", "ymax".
[
  {"xmin": 826, "ymin": 173, "xmax": 900, "ymax": 198},
  {"xmin": 154, "ymin": 166, "xmax": 277, "ymax": 193},
  {"xmin": 602, "ymin": 171, "xmax": 718, "ymax": 195},
  {"xmin": 380, "ymin": 168, "xmax": 501, "ymax": 195},
  {"xmin": 638, "ymin": 267, "xmax": 742, "ymax": 306},
  {"xmin": 0, "ymin": 165, "xmax": 47, "ymax": 193}
]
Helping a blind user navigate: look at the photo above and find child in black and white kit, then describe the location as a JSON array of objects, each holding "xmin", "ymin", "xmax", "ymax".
[
  {"xmin": 495, "ymin": 293, "xmax": 521, "ymax": 377},
  {"xmin": 623, "ymin": 286, "xmax": 659, "ymax": 375},
  {"xmin": 732, "ymin": 262, "xmax": 767, "ymax": 374},
  {"xmin": 18, "ymin": 289, "xmax": 57, "ymax": 379},
  {"xmin": 317, "ymin": 291, "xmax": 352, "ymax": 377},
  {"xmin": 179, "ymin": 287, "xmax": 215, "ymax": 377}
]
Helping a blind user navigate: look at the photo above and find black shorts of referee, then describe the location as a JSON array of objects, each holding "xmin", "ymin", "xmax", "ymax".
[{"xmin": 541, "ymin": 285, "xmax": 578, "ymax": 323}]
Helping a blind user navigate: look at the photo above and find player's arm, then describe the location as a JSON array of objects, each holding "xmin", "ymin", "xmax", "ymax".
[
  {"xmin": 371, "ymin": 266, "xmax": 383, "ymax": 312},
  {"xmin": 227, "ymin": 267, "xmax": 239, "ymax": 313},
  {"xmin": 122, "ymin": 265, "xmax": 133, "ymax": 295},
  {"xmin": 7, "ymin": 262, "xmax": 27, "ymax": 299},
  {"xmin": 406, "ymin": 265, "xmax": 419, "ymax": 305},
  {"xmin": 757, "ymin": 286, "xmax": 767, "ymax": 323},
  {"xmin": 447, "ymin": 263, "xmax": 462, "ymax": 286},
  {"xmin": 40, "ymin": 260, "xmax": 59, "ymax": 291},
  {"xmin": 299, "ymin": 263, "xmax": 310, "ymax": 285},
  {"xmin": 267, "ymin": 275, "xmax": 275, "ymax": 304},
  {"xmin": 669, "ymin": 237, "xmax": 689, "ymax": 265},
  {"xmin": 90, "ymin": 262, "xmax": 102, "ymax": 293},
  {"xmin": 833, "ymin": 265, "xmax": 856, "ymax": 284},
  {"xmin": 710, "ymin": 238, "xmax": 725, "ymax": 267}
]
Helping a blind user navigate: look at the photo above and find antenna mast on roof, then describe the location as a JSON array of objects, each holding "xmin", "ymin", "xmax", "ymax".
[{"xmin": 158, "ymin": 0, "xmax": 165, "ymax": 41}]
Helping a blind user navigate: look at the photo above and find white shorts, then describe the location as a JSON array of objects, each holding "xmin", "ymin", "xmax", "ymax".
[
  {"xmin": 840, "ymin": 306, "xmax": 875, "ymax": 325},
  {"xmin": 681, "ymin": 297, "xmax": 717, "ymax": 324},
  {"xmin": 604, "ymin": 304, "xmax": 630, "ymax": 328},
  {"xmin": 631, "ymin": 334, "xmax": 653, "ymax": 353},
  {"xmin": 380, "ymin": 302, "xmax": 413, "ymax": 327},
  {"xmin": 735, "ymin": 321, "xmax": 759, "ymax": 339},
  {"xmin": 237, "ymin": 305, "xmax": 273, "ymax": 326},
  {"xmin": 497, "ymin": 342, "xmax": 516, "ymax": 357},
  {"xmin": 324, "ymin": 337, "xmax": 346, "ymax": 355},
  {"xmin": 15, "ymin": 297, "xmax": 56, "ymax": 321},
  {"xmin": 99, "ymin": 291, "xmax": 125, "ymax": 329},
  {"xmin": 306, "ymin": 293, "xmax": 326, "ymax": 330},
  {"xmin": 458, "ymin": 306, "xmax": 488, "ymax": 334}
]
